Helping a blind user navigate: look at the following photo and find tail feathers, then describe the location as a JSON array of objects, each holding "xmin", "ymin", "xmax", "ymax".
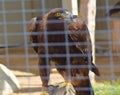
[{"xmin": 91, "ymin": 63, "xmax": 100, "ymax": 76}]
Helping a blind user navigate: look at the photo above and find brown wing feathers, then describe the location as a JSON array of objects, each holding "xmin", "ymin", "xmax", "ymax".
[
  {"xmin": 67, "ymin": 22, "xmax": 100, "ymax": 76},
  {"xmin": 28, "ymin": 8, "xmax": 100, "ymax": 76}
]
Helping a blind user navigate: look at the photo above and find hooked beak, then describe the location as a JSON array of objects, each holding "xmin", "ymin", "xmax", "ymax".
[{"xmin": 62, "ymin": 12, "xmax": 78, "ymax": 21}]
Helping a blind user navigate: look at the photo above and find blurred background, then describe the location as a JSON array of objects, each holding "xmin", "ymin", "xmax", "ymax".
[{"xmin": 0, "ymin": 0, "xmax": 120, "ymax": 95}]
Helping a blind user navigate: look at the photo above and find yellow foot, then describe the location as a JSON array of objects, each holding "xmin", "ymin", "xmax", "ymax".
[
  {"xmin": 59, "ymin": 82, "xmax": 75, "ymax": 94},
  {"xmin": 40, "ymin": 91, "xmax": 49, "ymax": 95}
]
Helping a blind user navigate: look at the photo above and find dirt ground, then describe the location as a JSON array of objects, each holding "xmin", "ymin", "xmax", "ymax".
[
  {"xmin": 10, "ymin": 70, "xmax": 64, "ymax": 95},
  {"xmin": 0, "ymin": 47, "xmax": 120, "ymax": 95}
]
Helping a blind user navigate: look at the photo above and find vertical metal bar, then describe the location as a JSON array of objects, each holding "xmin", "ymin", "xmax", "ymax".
[
  {"xmin": 105, "ymin": 0, "xmax": 114, "ymax": 94},
  {"xmin": 1, "ymin": 0, "xmax": 10, "ymax": 67},
  {"xmin": 21, "ymin": 0, "xmax": 29, "ymax": 73},
  {"xmin": 21, "ymin": 0, "xmax": 31, "ymax": 94},
  {"xmin": 64, "ymin": 21, "xmax": 71, "ymax": 82},
  {"xmin": 41, "ymin": 0, "xmax": 50, "ymax": 82}
]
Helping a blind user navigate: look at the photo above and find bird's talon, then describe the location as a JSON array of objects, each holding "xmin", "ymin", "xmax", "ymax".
[
  {"xmin": 66, "ymin": 82, "xmax": 75, "ymax": 93},
  {"xmin": 59, "ymin": 81, "xmax": 68, "ymax": 88},
  {"xmin": 59, "ymin": 82, "xmax": 75, "ymax": 93}
]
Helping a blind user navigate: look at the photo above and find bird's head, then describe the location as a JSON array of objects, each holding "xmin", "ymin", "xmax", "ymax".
[{"xmin": 47, "ymin": 8, "xmax": 77, "ymax": 21}]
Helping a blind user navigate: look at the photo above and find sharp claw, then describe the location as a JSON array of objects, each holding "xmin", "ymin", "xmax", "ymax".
[
  {"xmin": 66, "ymin": 82, "xmax": 75, "ymax": 94},
  {"xmin": 59, "ymin": 82, "xmax": 75, "ymax": 94}
]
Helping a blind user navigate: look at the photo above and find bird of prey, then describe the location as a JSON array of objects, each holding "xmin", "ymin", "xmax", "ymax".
[{"xmin": 28, "ymin": 8, "xmax": 100, "ymax": 95}]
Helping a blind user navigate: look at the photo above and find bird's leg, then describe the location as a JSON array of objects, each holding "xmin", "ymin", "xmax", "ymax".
[{"xmin": 38, "ymin": 58, "xmax": 50, "ymax": 95}]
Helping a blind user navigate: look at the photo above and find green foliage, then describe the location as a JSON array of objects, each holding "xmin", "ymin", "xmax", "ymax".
[{"xmin": 94, "ymin": 80, "xmax": 120, "ymax": 95}]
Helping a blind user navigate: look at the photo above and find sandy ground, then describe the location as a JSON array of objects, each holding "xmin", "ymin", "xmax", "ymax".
[
  {"xmin": 0, "ymin": 47, "xmax": 65, "ymax": 95},
  {"xmin": 11, "ymin": 70, "xmax": 64, "ymax": 95}
]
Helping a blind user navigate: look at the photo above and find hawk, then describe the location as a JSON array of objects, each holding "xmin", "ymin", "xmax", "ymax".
[{"xmin": 28, "ymin": 8, "xmax": 100, "ymax": 95}]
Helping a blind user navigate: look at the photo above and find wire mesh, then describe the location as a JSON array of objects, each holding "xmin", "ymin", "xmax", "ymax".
[{"xmin": 0, "ymin": 0, "xmax": 120, "ymax": 95}]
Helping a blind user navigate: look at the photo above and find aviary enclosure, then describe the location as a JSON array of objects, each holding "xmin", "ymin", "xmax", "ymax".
[{"xmin": 0, "ymin": 0, "xmax": 120, "ymax": 95}]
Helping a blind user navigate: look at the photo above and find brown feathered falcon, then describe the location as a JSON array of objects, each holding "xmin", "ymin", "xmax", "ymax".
[{"xmin": 28, "ymin": 8, "xmax": 100, "ymax": 95}]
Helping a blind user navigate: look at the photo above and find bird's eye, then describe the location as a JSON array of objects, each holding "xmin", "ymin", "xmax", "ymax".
[{"xmin": 55, "ymin": 12, "xmax": 61, "ymax": 17}]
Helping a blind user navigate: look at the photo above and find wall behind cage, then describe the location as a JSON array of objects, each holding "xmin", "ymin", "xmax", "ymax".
[
  {"xmin": 95, "ymin": 0, "xmax": 120, "ymax": 80},
  {"xmin": 0, "ymin": 0, "xmax": 62, "ymax": 46},
  {"xmin": 96, "ymin": 0, "xmax": 120, "ymax": 41}
]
